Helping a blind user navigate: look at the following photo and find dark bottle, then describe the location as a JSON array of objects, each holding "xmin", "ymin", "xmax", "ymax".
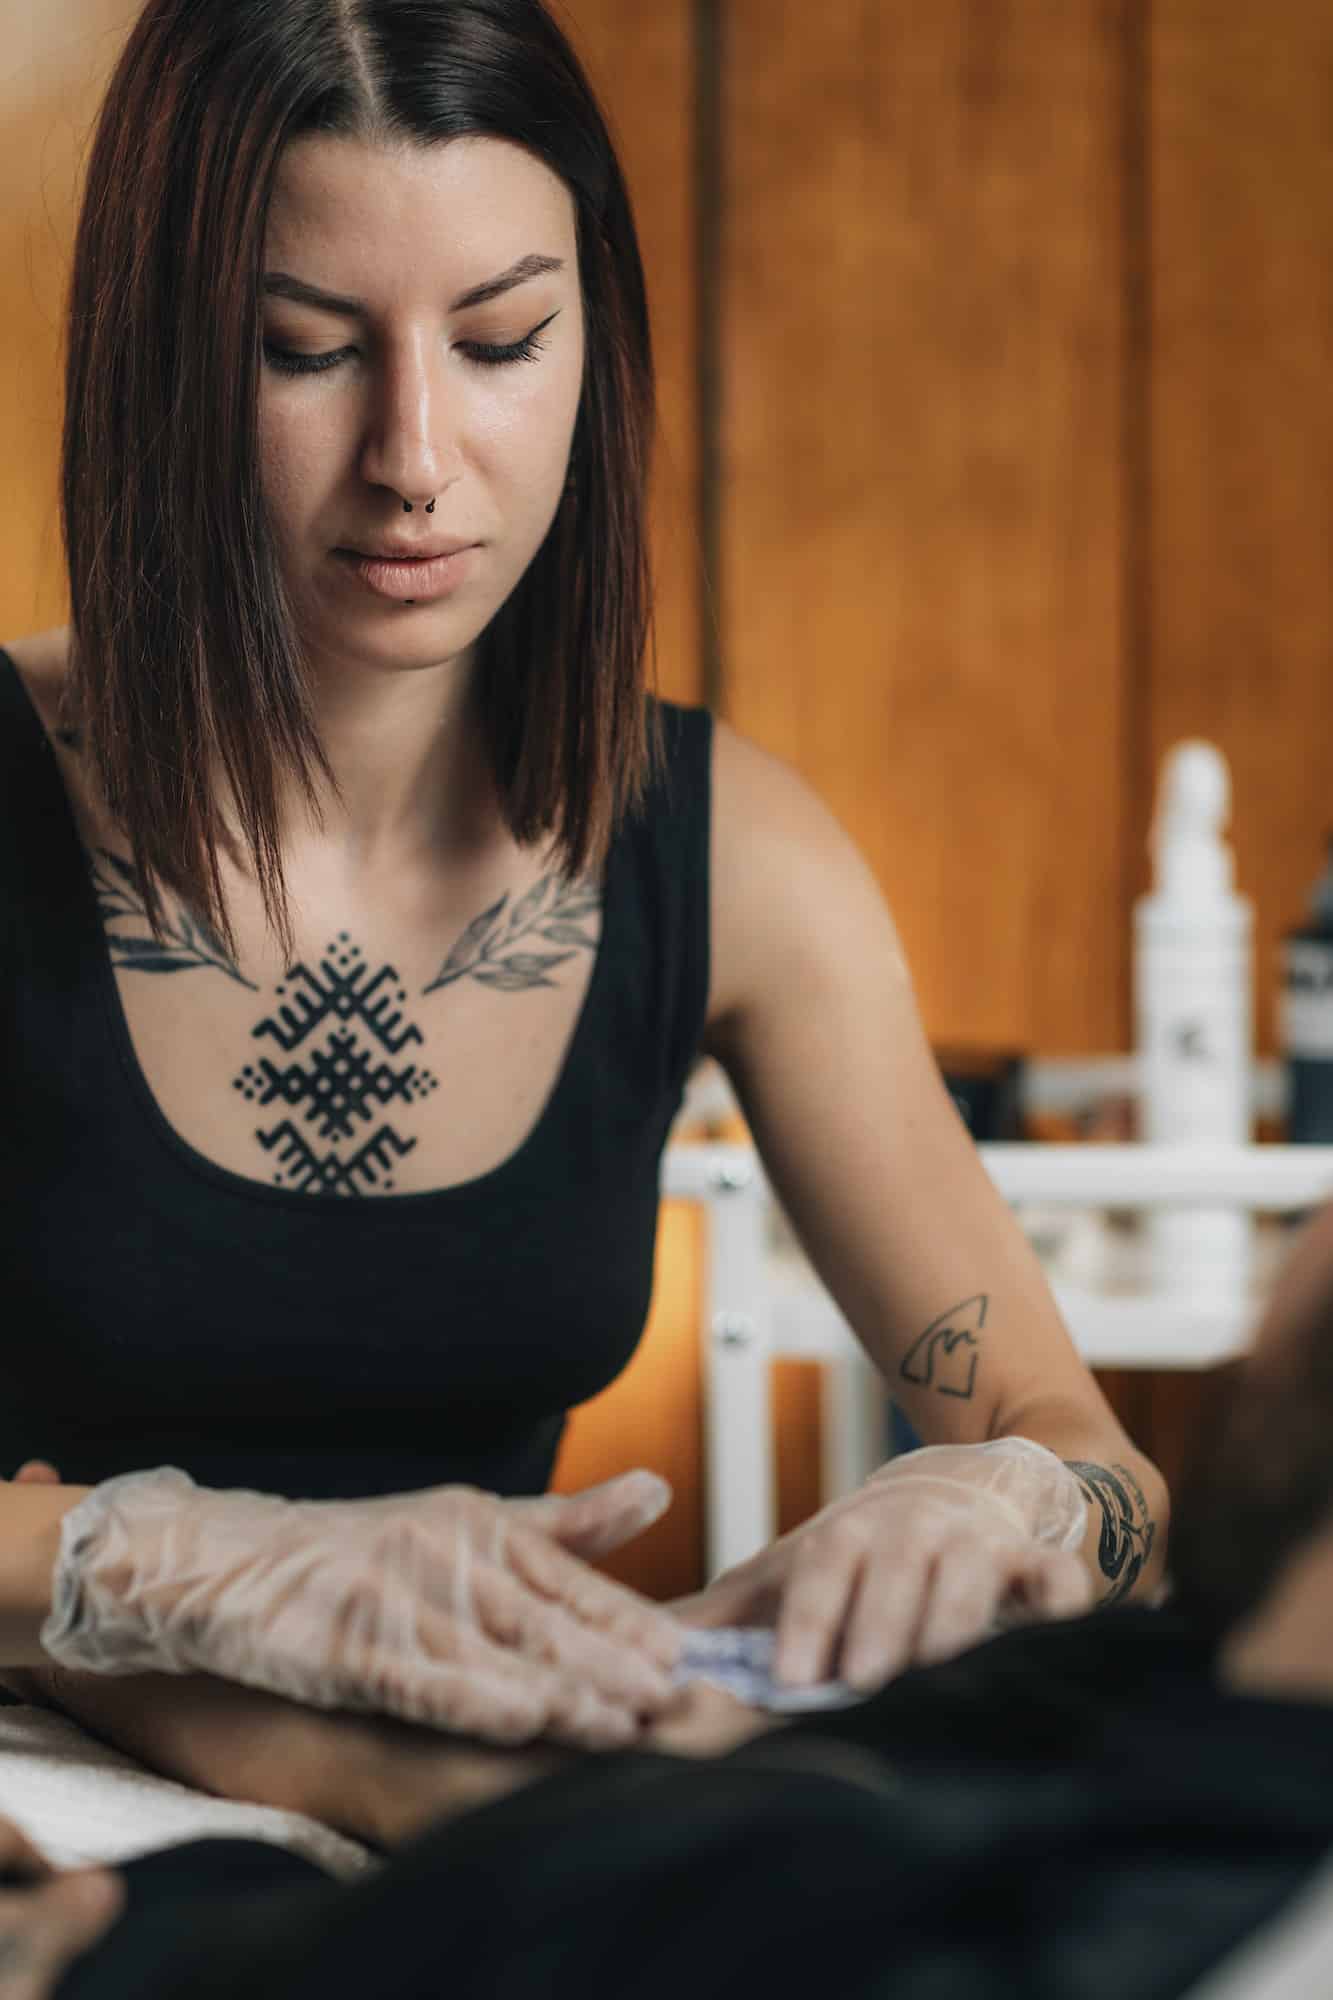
[{"xmin": 1279, "ymin": 834, "xmax": 1333, "ymax": 1142}]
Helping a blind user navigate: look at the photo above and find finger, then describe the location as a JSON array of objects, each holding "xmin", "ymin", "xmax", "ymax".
[
  {"xmin": 9, "ymin": 1465, "xmax": 60, "ymax": 1487},
  {"xmin": 502, "ymin": 1524, "xmax": 686, "ymax": 1672},
  {"xmin": 771, "ymin": 1526, "xmax": 870, "ymax": 1686},
  {"xmin": 331, "ymin": 1609, "xmax": 559, "ymax": 1742},
  {"xmin": 469, "ymin": 1565, "xmax": 677, "ymax": 1712},
  {"xmin": 352, "ymin": 1624, "xmax": 643, "ymax": 1752},
  {"xmin": 912, "ymin": 1536, "xmax": 1009, "ymax": 1668},
  {"xmin": 536, "ymin": 1678, "xmax": 658, "ymax": 1753},
  {"xmin": 334, "ymin": 1602, "xmax": 649, "ymax": 1750},
  {"xmin": 659, "ymin": 1569, "xmax": 768, "ymax": 1629},
  {"xmin": 833, "ymin": 1544, "xmax": 940, "ymax": 1691},
  {"xmin": 512, "ymin": 1471, "xmax": 674, "ymax": 1561},
  {"xmin": 997, "ymin": 1549, "xmax": 1095, "ymax": 1625}
]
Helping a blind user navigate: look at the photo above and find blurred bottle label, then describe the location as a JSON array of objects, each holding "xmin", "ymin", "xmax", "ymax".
[
  {"xmin": 1135, "ymin": 937, "xmax": 1252, "ymax": 1142},
  {"xmin": 1281, "ymin": 939, "xmax": 1333, "ymax": 1059}
]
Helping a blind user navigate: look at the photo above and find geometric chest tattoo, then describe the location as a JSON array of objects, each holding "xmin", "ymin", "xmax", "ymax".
[{"xmin": 92, "ymin": 848, "xmax": 603, "ymax": 1196}]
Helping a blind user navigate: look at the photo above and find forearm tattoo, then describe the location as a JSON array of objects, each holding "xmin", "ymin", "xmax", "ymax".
[
  {"xmin": 1065, "ymin": 1459, "xmax": 1157, "ymax": 1605},
  {"xmin": 899, "ymin": 1294, "xmax": 987, "ymax": 1400},
  {"xmin": 91, "ymin": 848, "xmax": 602, "ymax": 1197}
]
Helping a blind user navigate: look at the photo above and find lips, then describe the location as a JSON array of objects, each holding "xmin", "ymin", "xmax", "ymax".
[
  {"xmin": 342, "ymin": 539, "xmax": 475, "ymax": 561},
  {"xmin": 340, "ymin": 544, "xmax": 479, "ymax": 602}
]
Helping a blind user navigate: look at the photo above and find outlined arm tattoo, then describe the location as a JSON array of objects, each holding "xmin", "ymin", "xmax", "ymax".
[
  {"xmin": 423, "ymin": 872, "xmax": 601, "ymax": 995},
  {"xmin": 92, "ymin": 848, "xmax": 259, "ymax": 989},
  {"xmin": 1065, "ymin": 1459, "xmax": 1157, "ymax": 1605},
  {"xmin": 899, "ymin": 1294, "xmax": 987, "ymax": 1400}
]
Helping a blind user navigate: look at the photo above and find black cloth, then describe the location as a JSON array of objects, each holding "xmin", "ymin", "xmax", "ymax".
[
  {"xmin": 47, "ymin": 1610, "xmax": 1333, "ymax": 2000},
  {"xmin": 0, "ymin": 646, "xmax": 712, "ymax": 1500}
]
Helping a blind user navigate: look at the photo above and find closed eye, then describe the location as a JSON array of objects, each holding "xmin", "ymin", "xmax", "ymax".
[{"xmin": 262, "ymin": 311, "xmax": 560, "ymax": 378}]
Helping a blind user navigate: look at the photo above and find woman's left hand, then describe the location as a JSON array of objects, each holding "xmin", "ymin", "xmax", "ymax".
[{"xmin": 664, "ymin": 1439, "xmax": 1094, "ymax": 1694}]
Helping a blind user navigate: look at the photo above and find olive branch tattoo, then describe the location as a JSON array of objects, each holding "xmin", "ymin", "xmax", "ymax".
[
  {"xmin": 92, "ymin": 848, "xmax": 259, "ymax": 990},
  {"xmin": 423, "ymin": 871, "xmax": 602, "ymax": 995}
]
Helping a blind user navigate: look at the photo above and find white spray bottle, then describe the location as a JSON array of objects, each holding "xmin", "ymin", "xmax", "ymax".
[{"xmin": 1133, "ymin": 742, "xmax": 1254, "ymax": 1299}]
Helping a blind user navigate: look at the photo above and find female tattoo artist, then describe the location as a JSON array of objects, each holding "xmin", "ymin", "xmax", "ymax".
[{"xmin": 0, "ymin": 0, "xmax": 1164, "ymax": 1849}]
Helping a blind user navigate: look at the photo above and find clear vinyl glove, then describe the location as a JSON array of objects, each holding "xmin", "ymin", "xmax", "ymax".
[
  {"xmin": 38, "ymin": 1466, "xmax": 687, "ymax": 1752},
  {"xmin": 666, "ymin": 1437, "xmax": 1093, "ymax": 1694}
]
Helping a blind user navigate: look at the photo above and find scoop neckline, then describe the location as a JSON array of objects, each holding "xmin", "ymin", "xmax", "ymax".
[{"xmin": 0, "ymin": 643, "xmax": 618, "ymax": 1213}]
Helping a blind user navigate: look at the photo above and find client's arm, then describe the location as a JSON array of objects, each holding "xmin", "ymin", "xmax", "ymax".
[
  {"xmin": 1, "ymin": 1659, "xmax": 410, "ymax": 1844},
  {"xmin": 0, "ymin": 1657, "xmax": 773, "ymax": 1851}
]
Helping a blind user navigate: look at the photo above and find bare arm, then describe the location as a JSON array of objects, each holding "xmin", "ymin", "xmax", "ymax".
[
  {"xmin": 703, "ymin": 719, "xmax": 1169, "ymax": 1605},
  {"xmin": 0, "ymin": 1657, "xmax": 770, "ymax": 1852},
  {"xmin": 0, "ymin": 1659, "xmax": 375, "ymax": 1837}
]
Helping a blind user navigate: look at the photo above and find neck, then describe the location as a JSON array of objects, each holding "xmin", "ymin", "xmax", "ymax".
[
  {"xmin": 281, "ymin": 648, "xmax": 501, "ymax": 869},
  {"xmin": 1217, "ymin": 1531, "xmax": 1333, "ymax": 1703}
]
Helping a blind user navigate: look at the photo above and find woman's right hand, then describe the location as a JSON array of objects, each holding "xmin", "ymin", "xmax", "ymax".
[{"xmin": 36, "ymin": 1466, "xmax": 687, "ymax": 1752}]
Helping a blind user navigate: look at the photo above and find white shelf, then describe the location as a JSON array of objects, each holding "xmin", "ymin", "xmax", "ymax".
[{"xmin": 979, "ymin": 1142, "xmax": 1333, "ymax": 1210}]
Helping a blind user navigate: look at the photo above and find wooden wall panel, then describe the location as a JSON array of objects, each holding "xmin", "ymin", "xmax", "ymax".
[
  {"xmin": 1115, "ymin": 0, "xmax": 1333, "ymax": 1495},
  {"xmin": 0, "ymin": 1, "xmax": 131, "ymax": 639},
  {"xmin": 546, "ymin": 0, "xmax": 705, "ymax": 718},
  {"xmin": 1148, "ymin": 0, "xmax": 1333, "ymax": 1055},
  {"xmin": 721, "ymin": 0, "xmax": 1133, "ymax": 1056}
]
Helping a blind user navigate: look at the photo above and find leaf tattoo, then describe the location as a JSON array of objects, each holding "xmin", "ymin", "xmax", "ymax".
[
  {"xmin": 92, "ymin": 848, "xmax": 259, "ymax": 989},
  {"xmin": 422, "ymin": 871, "xmax": 602, "ymax": 996}
]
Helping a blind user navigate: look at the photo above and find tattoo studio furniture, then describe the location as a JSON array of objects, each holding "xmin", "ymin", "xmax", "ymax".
[{"xmin": 666, "ymin": 1059, "xmax": 1333, "ymax": 1579}]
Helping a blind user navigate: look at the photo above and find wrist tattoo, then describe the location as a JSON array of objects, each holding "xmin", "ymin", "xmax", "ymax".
[
  {"xmin": 1065, "ymin": 1459, "xmax": 1156, "ymax": 1605},
  {"xmin": 900, "ymin": 1294, "xmax": 986, "ymax": 1400}
]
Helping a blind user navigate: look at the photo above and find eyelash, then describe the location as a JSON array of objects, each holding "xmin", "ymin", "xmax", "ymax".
[{"xmin": 262, "ymin": 317, "xmax": 556, "ymax": 378}]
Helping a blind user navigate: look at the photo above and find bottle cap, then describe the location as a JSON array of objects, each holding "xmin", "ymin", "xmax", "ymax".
[{"xmin": 1150, "ymin": 741, "xmax": 1236, "ymax": 904}]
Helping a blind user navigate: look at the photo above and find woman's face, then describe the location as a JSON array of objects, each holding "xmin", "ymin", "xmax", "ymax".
[{"xmin": 259, "ymin": 134, "xmax": 585, "ymax": 678}]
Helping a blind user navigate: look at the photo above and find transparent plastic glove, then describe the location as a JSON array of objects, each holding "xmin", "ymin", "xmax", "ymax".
[
  {"xmin": 666, "ymin": 1437, "xmax": 1093, "ymax": 1694},
  {"xmin": 38, "ymin": 1466, "xmax": 687, "ymax": 1751}
]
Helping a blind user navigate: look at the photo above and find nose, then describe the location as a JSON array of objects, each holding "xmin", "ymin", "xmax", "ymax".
[{"xmin": 360, "ymin": 330, "xmax": 464, "ymax": 508}]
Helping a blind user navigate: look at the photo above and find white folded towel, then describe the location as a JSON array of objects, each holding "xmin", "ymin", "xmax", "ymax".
[{"xmin": 0, "ymin": 1704, "xmax": 379, "ymax": 1882}]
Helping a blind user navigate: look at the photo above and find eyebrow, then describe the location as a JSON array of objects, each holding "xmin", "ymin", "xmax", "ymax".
[{"xmin": 262, "ymin": 253, "xmax": 566, "ymax": 320}]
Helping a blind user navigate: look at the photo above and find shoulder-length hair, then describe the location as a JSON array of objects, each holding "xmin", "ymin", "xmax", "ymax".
[{"xmin": 60, "ymin": 0, "xmax": 666, "ymax": 961}]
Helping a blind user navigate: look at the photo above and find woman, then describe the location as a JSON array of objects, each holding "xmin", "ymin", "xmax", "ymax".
[{"xmin": 1, "ymin": 0, "xmax": 1166, "ymax": 1831}]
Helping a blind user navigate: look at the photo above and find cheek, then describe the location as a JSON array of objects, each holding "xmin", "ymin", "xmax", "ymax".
[
  {"xmin": 475, "ymin": 369, "xmax": 581, "ymax": 477},
  {"xmin": 259, "ymin": 401, "xmax": 327, "ymax": 494},
  {"xmin": 477, "ymin": 324, "xmax": 584, "ymax": 477}
]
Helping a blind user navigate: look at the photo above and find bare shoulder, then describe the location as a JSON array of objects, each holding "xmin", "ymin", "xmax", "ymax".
[
  {"xmin": 704, "ymin": 715, "xmax": 905, "ymax": 1054},
  {"xmin": 2, "ymin": 626, "xmax": 71, "ymax": 741}
]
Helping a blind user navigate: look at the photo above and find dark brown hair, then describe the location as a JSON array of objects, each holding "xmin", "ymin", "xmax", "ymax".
[{"xmin": 60, "ymin": 0, "xmax": 666, "ymax": 960}]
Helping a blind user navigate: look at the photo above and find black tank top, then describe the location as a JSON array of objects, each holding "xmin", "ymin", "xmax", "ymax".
[{"xmin": 0, "ymin": 646, "xmax": 712, "ymax": 1500}]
